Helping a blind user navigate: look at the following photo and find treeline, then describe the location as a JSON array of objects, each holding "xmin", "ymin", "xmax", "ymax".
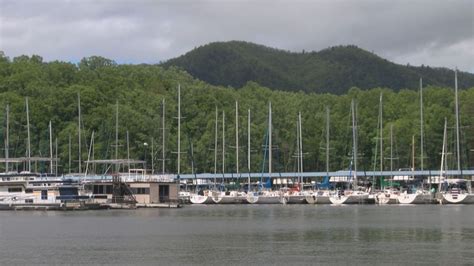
[
  {"xmin": 0, "ymin": 53, "xmax": 473, "ymax": 175},
  {"xmin": 164, "ymin": 41, "xmax": 474, "ymax": 94}
]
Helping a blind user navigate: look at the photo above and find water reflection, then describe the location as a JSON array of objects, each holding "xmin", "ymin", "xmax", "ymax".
[{"xmin": 0, "ymin": 205, "xmax": 473, "ymax": 265}]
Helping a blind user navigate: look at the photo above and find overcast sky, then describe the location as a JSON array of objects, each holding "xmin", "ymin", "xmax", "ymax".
[{"xmin": 1, "ymin": 0, "xmax": 473, "ymax": 72}]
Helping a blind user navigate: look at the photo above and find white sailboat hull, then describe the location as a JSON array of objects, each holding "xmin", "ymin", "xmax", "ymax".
[
  {"xmin": 375, "ymin": 192, "xmax": 399, "ymax": 204},
  {"xmin": 246, "ymin": 192, "xmax": 281, "ymax": 204},
  {"xmin": 211, "ymin": 193, "xmax": 247, "ymax": 204},
  {"xmin": 305, "ymin": 191, "xmax": 331, "ymax": 204},
  {"xmin": 329, "ymin": 192, "xmax": 369, "ymax": 205},
  {"xmin": 397, "ymin": 192, "xmax": 434, "ymax": 204},
  {"xmin": 189, "ymin": 194, "xmax": 214, "ymax": 204},
  {"xmin": 441, "ymin": 193, "xmax": 474, "ymax": 204},
  {"xmin": 246, "ymin": 193, "xmax": 259, "ymax": 204}
]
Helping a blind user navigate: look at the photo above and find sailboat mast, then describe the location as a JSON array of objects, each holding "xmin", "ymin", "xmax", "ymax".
[
  {"xmin": 440, "ymin": 118, "xmax": 448, "ymax": 180},
  {"xmin": 85, "ymin": 131, "xmax": 94, "ymax": 176},
  {"xmin": 78, "ymin": 93, "xmax": 81, "ymax": 173},
  {"xmin": 235, "ymin": 101, "xmax": 239, "ymax": 174},
  {"xmin": 379, "ymin": 93, "xmax": 383, "ymax": 174},
  {"xmin": 298, "ymin": 112, "xmax": 303, "ymax": 187},
  {"xmin": 49, "ymin": 121, "xmax": 53, "ymax": 174},
  {"xmin": 190, "ymin": 142, "xmax": 194, "ymax": 174},
  {"xmin": 420, "ymin": 78, "xmax": 424, "ymax": 171},
  {"xmin": 68, "ymin": 134, "xmax": 71, "ymax": 174},
  {"xmin": 351, "ymin": 99, "xmax": 357, "ymax": 186},
  {"xmin": 454, "ymin": 69, "xmax": 461, "ymax": 173},
  {"xmin": 326, "ymin": 107, "xmax": 330, "ymax": 177},
  {"xmin": 248, "ymin": 109, "xmax": 251, "ymax": 188},
  {"xmin": 296, "ymin": 118, "xmax": 300, "ymax": 176},
  {"xmin": 222, "ymin": 110, "xmax": 225, "ymax": 175},
  {"xmin": 55, "ymin": 137, "xmax": 58, "ymax": 175},
  {"xmin": 177, "ymin": 84, "xmax": 181, "ymax": 176},
  {"xmin": 115, "ymin": 100, "xmax": 119, "ymax": 172},
  {"xmin": 390, "ymin": 124, "xmax": 393, "ymax": 173},
  {"xmin": 162, "ymin": 98, "xmax": 166, "ymax": 174},
  {"xmin": 151, "ymin": 138, "xmax": 154, "ymax": 174},
  {"xmin": 214, "ymin": 106, "xmax": 218, "ymax": 185},
  {"xmin": 126, "ymin": 131, "xmax": 130, "ymax": 171},
  {"xmin": 5, "ymin": 104, "xmax": 9, "ymax": 172},
  {"xmin": 268, "ymin": 102, "xmax": 272, "ymax": 179},
  {"xmin": 26, "ymin": 97, "xmax": 31, "ymax": 172},
  {"xmin": 412, "ymin": 135, "xmax": 415, "ymax": 179}
]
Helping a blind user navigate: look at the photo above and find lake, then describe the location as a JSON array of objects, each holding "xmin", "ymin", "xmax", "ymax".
[{"xmin": 0, "ymin": 205, "xmax": 473, "ymax": 265}]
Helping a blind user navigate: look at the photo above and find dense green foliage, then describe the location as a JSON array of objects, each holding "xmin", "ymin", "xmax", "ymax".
[
  {"xmin": 164, "ymin": 41, "xmax": 474, "ymax": 94},
  {"xmin": 0, "ymin": 52, "xmax": 473, "ymax": 175}
]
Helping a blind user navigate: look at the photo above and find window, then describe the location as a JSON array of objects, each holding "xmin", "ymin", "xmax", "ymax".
[
  {"xmin": 25, "ymin": 199, "xmax": 33, "ymax": 203},
  {"xmin": 41, "ymin": 190, "xmax": 48, "ymax": 200},
  {"xmin": 25, "ymin": 189, "xmax": 33, "ymax": 194},
  {"xmin": 8, "ymin": 187, "xmax": 22, "ymax": 193},
  {"xmin": 132, "ymin": 187, "xmax": 149, "ymax": 194}
]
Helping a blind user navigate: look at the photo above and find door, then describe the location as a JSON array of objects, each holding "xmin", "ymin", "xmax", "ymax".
[{"xmin": 159, "ymin": 185, "xmax": 169, "ymax": 202}]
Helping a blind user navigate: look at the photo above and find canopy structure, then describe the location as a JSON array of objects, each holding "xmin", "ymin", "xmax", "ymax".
[
  {"xmin": 85, "ymin": 159, "xmax": 145, "ymax": 165},
  {"xmin": 0, "ymin": 157, "xmax": 58, "ymax": 163}
]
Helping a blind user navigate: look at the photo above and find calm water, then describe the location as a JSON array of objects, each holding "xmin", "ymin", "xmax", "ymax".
[{"xmin": 0, "ymin": 205, "xmax": 473, "ymax": 265}]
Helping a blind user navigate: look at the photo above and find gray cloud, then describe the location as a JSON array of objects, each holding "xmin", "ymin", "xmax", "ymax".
[{"xmin": 1, "ymin": 0, "xmax": 473, "ymax": 72}]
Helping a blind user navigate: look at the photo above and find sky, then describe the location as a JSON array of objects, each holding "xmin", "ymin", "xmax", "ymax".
[{"xmin": 1, "ymin": 0, "xmax": 473, "ymax": 72}]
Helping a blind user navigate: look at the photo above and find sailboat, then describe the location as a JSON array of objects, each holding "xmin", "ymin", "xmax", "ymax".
[
  {"xmin": 373, "ymin": 93, "xmax": 400, "ymax": 204},
  {"xmin": 329, "ymin": 100, "xmax": 369, "ymax": 205},
  {"xmin": 306, "ymin": 107, "xmax": 332, "ymax": 204},
  {"xmin": 375, "ymin": 124, "xmax": 400, "ymax": 204},
  {"xmin": 280, "ymin": 112, "xmax": 308, "ymax": 204},
  {"xmin": 189, "ymin": 91, "xmax": 214, "ymax": 204},
  {"xmin": 246, "ymin": 102, "xmax": 282, "ymax": 204},
  {"xmin": 440, "ymin": 71, "xmax": 474, "ymax": 204},
  {"xmin": 397, "ymin": 135, "xmax": 433, "ymax": 204},
  {"xmin": 211, "ymin": 102, "xmax": 247, "ymax": 204},
  {"xmin": 396, "ymin": 79, "xmax": 435, "ymax": 204}
]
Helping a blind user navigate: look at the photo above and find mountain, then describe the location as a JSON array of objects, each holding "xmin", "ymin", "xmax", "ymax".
[
  {"xmin": 0, "ymin": 53, "xmax": 473, "ymax": 173},
  {"xmin": 163, "ymin": 41, "xmax": 474, "ymax": 94}
]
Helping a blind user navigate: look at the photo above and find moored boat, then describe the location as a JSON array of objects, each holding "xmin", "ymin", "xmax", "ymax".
[
  {"xmin": 246, "ymin": 190, "xmax": 281, "ymax": 204},
  {"xmin": 211, "ymin": 191, "xmax": 247, "ymax": 204},
  {"xmin": 440, "ymin": 179, "xmax": 474, "ymax": 204},
  {"xmin": 397, "ymin": 189, "xmax": 434, "ymax": 204},
  {"xmin": 329, "ymin": 190, "xmax": 370, "ymax": 205},
  {"xmin": 375, "ymin": 188, "xmax": 400, "ymax": 204},
  {"xmin": 305, "ymin": 190, "xmax": 331, "ymax": 204},
  {"xmin": 189, "ymin": 190, "xmax": 214, "ymax": 204}
]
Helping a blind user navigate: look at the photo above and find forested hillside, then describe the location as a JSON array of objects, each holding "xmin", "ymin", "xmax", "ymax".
[
  {"xmin": 164, "ymin": 41, "xmax": 474, "ymax": 94},
  {"xmin": 0, "ymin": 53, "xmax": 473, "ymax": 175}
]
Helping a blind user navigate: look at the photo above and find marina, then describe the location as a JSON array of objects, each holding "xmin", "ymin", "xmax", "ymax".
[{"xmin": 1, "ymin": 72, "xmax": 473, "ymax": 209}]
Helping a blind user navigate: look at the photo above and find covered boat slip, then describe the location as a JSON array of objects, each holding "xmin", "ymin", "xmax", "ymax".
[
  {"xmin": 182, "ymin": 175, "xmax": 474, "ymax": 205},
  {"xmin": 84, "ymin": 180, "xmax": 179, "ymax": 205}
]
